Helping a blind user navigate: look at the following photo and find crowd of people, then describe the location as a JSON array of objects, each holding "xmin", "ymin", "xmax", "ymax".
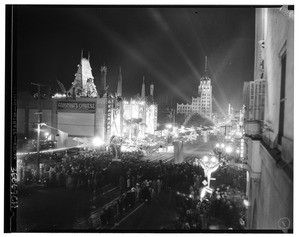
[
  {"xmin": 172, "ymin": 163, "xmax": 247, "ymax": 230},
  {"xmin": 18, "ymin": 149, "xmax": 114, "ymax": 194},
  {"xmin": 17, "ymin": 142, "xmax": 247, "ymax": 230}
]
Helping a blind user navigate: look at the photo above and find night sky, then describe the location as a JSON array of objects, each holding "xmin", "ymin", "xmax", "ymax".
[{"xmin": 13, "ymin": 6, "xmax": 255, "ymax": 113}]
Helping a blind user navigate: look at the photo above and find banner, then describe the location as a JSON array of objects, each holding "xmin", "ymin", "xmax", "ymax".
[{"xmin": 57, "ymin": 101, "xmax": 96, "ymax": 111}]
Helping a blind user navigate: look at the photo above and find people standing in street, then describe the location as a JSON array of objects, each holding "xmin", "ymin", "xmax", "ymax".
[{"xmin": 119, "ymin": 175, "xmax": 125, "ymax": 195}]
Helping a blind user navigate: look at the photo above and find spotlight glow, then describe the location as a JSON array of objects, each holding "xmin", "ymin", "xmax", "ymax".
[
  {"xmin": 92, "ymin": 137, "xmax": 103, "ymax": 146},
  {"xmin": 225, "ymin": 146, "xmax": 233, "ymax": 153}
]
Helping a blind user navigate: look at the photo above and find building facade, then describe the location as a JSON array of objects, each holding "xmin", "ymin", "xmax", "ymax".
[
  {"xmin": 17, "ymin": 52, "xmax": 159, "ymax": 148},
  {"xmin": 243, "ymin": 80, "xmax": 266, "ymax": 122},
  {"xmin": 17, "ymin": 52, "xmax": 121, "ymax": 147},
  {"xmin": 245, "ymin": 7, "xmax": 293, "ymax": 230},
  {"xmin": 198, "ymin": 75, "xmax": 212, "ymax": 119},
  {"xmin": 17, "ymin": 96, "xmax": 108, "ymax": 147},
  {"xmin": 122, "ymin": 79, "xmax": 158, "ymax": 139},
  {"xmin": 177, "ymin": 57, "xmax": 212, "ymax": 119}
]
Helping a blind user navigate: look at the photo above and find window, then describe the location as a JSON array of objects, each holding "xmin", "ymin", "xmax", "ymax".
[{"xmin": 278, "ymin": 51, "xmax": 286, "ymax": 145}]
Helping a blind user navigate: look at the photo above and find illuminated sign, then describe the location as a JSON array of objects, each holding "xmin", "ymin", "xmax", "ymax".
[
  {"xmin": 57, "ymin": 101, "xmax": 96, "ymax": 111},
  {"xmin": 132, "ymin": 104, "xmax": 139, "ymax": 119}
]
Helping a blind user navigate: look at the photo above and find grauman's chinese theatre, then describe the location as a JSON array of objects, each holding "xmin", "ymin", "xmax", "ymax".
[
  {"xmin": 17, "ymin": 51, "xmax": 157, "ymax": 147},
  {"xmin": 17, "ymin": 52, "xmax": 115, "ymax": 147}
]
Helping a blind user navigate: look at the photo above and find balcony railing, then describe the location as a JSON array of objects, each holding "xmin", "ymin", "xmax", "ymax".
[{"xmin": 260, "ymin": 139, "xmax": 293, "ymax": 181}]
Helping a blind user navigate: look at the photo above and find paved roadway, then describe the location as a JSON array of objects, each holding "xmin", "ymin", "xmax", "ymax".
[{"xmin": 142, "ymin": 140, "xmax": 216, "ymax": 164}]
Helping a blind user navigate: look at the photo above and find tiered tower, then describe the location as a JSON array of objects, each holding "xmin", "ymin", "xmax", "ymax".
[
  {"xmin": 198, "ymin": 56, "xmax": 212, "ymax": 119},
  {"xmin": 67, "ymin": 50, "xmax": 98, "ymax": 98}
]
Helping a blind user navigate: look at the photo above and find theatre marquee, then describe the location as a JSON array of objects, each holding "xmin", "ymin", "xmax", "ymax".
[{"xmin": 57, "ymin": 101, "xmax": 96, "ymax": 112}]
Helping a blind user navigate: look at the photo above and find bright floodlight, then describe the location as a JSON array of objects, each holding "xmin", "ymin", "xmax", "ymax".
[
  {"xmin": 216, "ymin": 143, "xmax": 220, "ymax": 148},
  {"xmin": 93, "ymin": 137, "xmax": 103, "ymax": 146},
  {"xmin": 203, "ymin": 156, "xmax": 209, "ymax": 162},
  {"xmin": 44, "ymin": 132, "xmax": 49, "ymax": 137},
  {"xmin": 221, "ymin": 143, "xmax": 225, "ymax": 148},
  {"xmin": 225, "ymin": 146, "xmax": 233, "ymax": 153},
  {"xmin": 236, "ymin": 149, "xmax": 240, "ymax": 154},
  {"xmin": 166, "ymin": 124, "xmax": 173, "ymax": 129}
]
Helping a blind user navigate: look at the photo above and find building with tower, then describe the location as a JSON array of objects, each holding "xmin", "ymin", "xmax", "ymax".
[
  {"xmin": 177, "ymin": 56, "xmax": 212, "ymax": 120},
  {"xmin": 17, "ymin": 51, "xmax": 119, "ymax": 148}
]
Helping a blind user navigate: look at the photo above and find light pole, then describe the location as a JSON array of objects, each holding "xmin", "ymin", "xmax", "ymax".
[{"xmin": 198, "ymin": 155, "xmax": 220, "ymax": 188}]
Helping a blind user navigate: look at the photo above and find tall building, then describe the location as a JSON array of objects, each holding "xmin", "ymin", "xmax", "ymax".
[
  {"xmin": 177, "ymin": 102, "xmax": 192, "ymax": 115},
  {"xmin": 177, "ymin": 56, "xmax": 212, "ymax": 119},
  {"xmin": 198, "ymin": 56, "xmax": 212, "ymax": 119},
  {"xmin": 245, "ymin": 7, "xmax": 293, "ymax": 230}
]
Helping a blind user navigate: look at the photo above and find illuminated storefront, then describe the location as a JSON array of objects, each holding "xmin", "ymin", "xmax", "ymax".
[{"xmin": 122, "ymin": 98, "xmax": 157, "ymax": 139}]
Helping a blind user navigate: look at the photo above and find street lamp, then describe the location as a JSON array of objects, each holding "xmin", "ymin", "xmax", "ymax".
[
  {"xmin": 215, "ymin": 143, "xmax": 225, "ymax": 160},
  {"xmin": 198, "ymin": 154, "xmax": 221, "ymax": 188}
]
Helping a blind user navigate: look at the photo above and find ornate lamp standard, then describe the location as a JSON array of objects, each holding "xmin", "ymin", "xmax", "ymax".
[{"xmin": 198, "ymin": 154, "xmax": 221, "ymax": 188}]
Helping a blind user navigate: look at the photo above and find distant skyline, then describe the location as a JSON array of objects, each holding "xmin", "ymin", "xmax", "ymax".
[{"xmin": 13, "ymin": 5, "xmax": 256, "ymax": 113}]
